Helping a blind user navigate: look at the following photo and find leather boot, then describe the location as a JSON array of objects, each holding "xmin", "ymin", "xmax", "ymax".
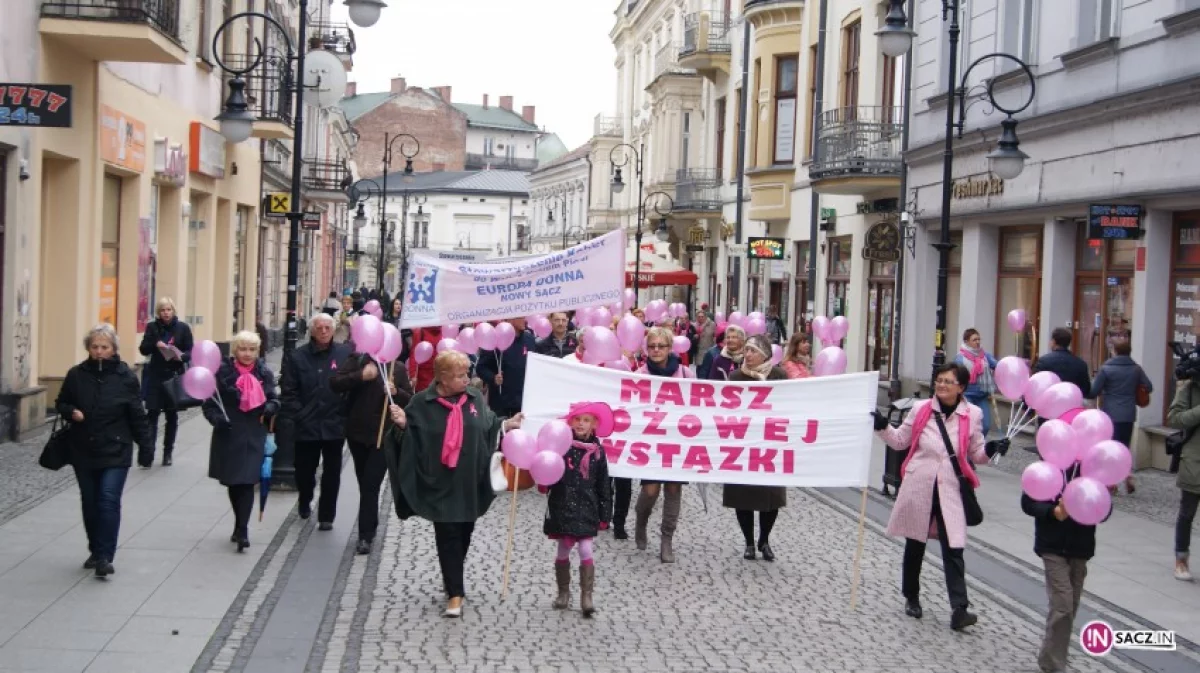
[
  {"xmin": 552, "ymin": 562, "xmax": 571, "ymax": 610},
  {"xmin": 659, "ymin": 488, "xmax": 681, "ymax": 564},
  {"xmin": 579, "ymin": 564, "xmax": 595, "ymax": 617},
  {"xmin": 634, "ymin": 489, "xmax": 655, "ymax": 551},
  {"xmin": 162, "ymin": 447, "xmax": 173, "ymax": 466}
]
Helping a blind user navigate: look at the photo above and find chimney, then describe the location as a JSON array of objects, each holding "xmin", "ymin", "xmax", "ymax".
[
  {"xmin": 390, "ymin": 77, "xmax": 407, "ymax": 95},
  {"xmin": 499, "ymin": 95, "xmax": 513, "ymax": 111},
  {"xmin": 482, "ymin": 94, "xmax": 489, "ymax": 109},
  {"xmin": 522, "ymin": 105, "xmax": 535, "ymax": 124},
  {"xmin": 433, "ymin": 86, "xmax": 452, "ymax": 102},
  {"xmin": 345, "ymin": 81, "xmax": 357, "ymax": 97}
]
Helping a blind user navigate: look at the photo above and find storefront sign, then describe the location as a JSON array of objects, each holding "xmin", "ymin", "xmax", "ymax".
[
  {"xmin": 747, "ymin": 237, "xmax": 786, "ymax": 260},
  {"xmin": 99, "ymin": 105, "xmax": 146, "ymax": 171},
  {"xmin": 862, "ymin": 221, "xmax": 901, "ymax": 263},
  {"xmin": 301, "ymin": 211, "xmax": 321, "ymax": 230},
  {"xmin": 153, "ymin": 138, "xmax": 187, "ymax": 187},
  {"xmin": 951, "ymin": 175, "xmax": 1004, "ymax": 199},
  {"xmin": 1087, "ymin": 204, "xmax": 1143, "ymax": 240},
  {"xmin": 0, "ymin": 83, "xmax": 72, "ymax": 127},
  {"xmin": 265, "ymin": 192, "xmax": 290, "ymax": 218},
  {"xmin": 686, "ymin": 225, "xmax": 707, "ymax": 253},
  {"xmin": 189, "ymin": 122, "xmax": 226, "ymax": 178}
]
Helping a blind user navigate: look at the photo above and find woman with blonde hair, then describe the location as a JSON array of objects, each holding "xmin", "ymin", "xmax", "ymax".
[
  {"xmin": 204, "ymin": 331, "xmax": 279, "ymax": 552},
  {"xmin": 138, "ymin": 297, "xmax": 193, "ymax": 467},
  {"xmin": 782, "ymin": 333, "xmax": 812, "ymax": 379}
]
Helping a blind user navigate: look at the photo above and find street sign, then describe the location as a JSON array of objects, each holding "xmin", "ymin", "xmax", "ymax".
[
  {"xmin": 266, "ymin": 192, "xmax": 290, "ymax": 218},
  {"xmin": 1087, "ymin": 204, "xmax": 1143, "ymax": 240},
  {"xmin": 0, "ymin": 84, "xmax": 72, "ymax": 128},
  {"xmin": 301, "ymin": 211, "xmax": 321, "ymax": 230}
]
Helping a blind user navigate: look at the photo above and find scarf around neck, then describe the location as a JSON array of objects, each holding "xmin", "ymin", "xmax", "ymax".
[
  {"xmin": 569, "ymin": 437, "xmax": 600, "ymax": 479},
  {"xmin": 234, "ymin": 360, "xmax": 266, "ymax": 412},
  {"xmin": 435, "ymin": 393, "xmax": 470, "ymax": 468},
  {"xmin": 720, "ymin": 346, "xmax": 745, "ymax": 365},
  {"xmin": 739, "ymin": 359, "xmax": 775, "ymax": 380},
  {"xmin": 646, "ymin": 354, "xmax": 682, "ymax": 377},
  {"xmin": 959, "ymin": 345, "xmax": 986, "ymax": 384}
]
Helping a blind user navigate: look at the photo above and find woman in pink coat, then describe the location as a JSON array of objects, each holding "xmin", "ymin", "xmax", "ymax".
[{"xmin": 873, "ymin": 363, "xmax": 1008, "ymax": 631}]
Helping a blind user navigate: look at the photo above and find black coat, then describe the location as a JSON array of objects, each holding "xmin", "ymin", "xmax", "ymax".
[
  {"xmin": 279, "ymin": 340, "xmax": 354, "ymax": 442},
  {"xmin": 204, "ymin": 359, "xmax": 279, "ymax": 486},
  {"xmin": 55, "ymin": 356, "xmax": 151, "ymax": 470},
  {"xmin": 329, "ymin": 352, "xmax": 414, "ymax": 448},
  {"xmin": 543, "ymin": 439, "xmax": 613, "ymax": 538},
  {"xmin": 138, "ymin": 318, "xmax": 194, "ymax": 411},
  {"xmin": 1021, "ymin": 469, "xmax": 1107, "ymax": 560},
  {"xmin": 534, "ymin": 334, "xmax": 578, "ymax": 359},
  {"xmin": 721, "ymin": 367, "xmax": 788, "ymax": 511},
  {"xmin": 1032, "ymin": 348, "xmax": 1092, "ymax": 400},
  {"xmin": 475, "ymin": 330, "xmax": 536, "ymax": 413}
]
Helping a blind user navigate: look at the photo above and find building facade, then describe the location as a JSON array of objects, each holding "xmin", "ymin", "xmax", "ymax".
[
  {"xmin": 460, "ymin": 95, "xmax": 543, "ymax": 172},
  {"xmin": 900, "ymin": 0, "xmax": 1200, "ymax": 467}
]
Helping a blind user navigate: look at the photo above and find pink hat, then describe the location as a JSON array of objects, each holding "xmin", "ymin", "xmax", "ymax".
[{"xmin": 561, "ymin": 401, "xmax": 616, "ymax": 438}]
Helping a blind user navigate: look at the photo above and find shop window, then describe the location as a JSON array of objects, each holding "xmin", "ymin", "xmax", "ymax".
[
  {"xmin": 996, "ymin": 229, "xmax": 1041, "ymax": 360},
  {"xmin": 826, "ymin": 236, "xmax": 851, "ymax": 318},
  {"xmin": 101, "ymin": 176, "xmax": 122, "ymax": 326},
  {"xmin": 1170, "ymin": 215, "xmax": 1200, "ymax": 417}
]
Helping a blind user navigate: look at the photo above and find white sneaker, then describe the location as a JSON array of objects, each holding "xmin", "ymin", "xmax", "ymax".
[{"xmin": 1175, "ymin": 563, "xmax": 1194, "ymax": 582}]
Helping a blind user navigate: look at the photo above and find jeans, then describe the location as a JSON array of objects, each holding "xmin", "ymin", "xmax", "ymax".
[
  {"xmin": 1178, "ymin": 491, "xmax": 1200, "ymax": 558},
  {"xmin": 965, "ymin": 392, "xmax": 991, "ymax": 436},
  {"xmin": 348, "ymin": 440, "xmax": 388, "ymax": 542},
  {"xmin": 145, "ymin": 408, "xmax": 179, "ymax": 456},
  {"xmin": 295, "ymin": 440, "xmax": 344, "ymax": 523},
  {"xmin": 433, "ymin": 521, "xmax": 476, "ymax": 598},
  {"xmin": 901, "ymin": 487, "xmax": 969, "ymax": 609},
  {"xmin": 74, "ymin": 465, "xmax": 129, "ymax": 562},
  {"xmin": 227, "ymin": 484, "xmax": 254, "ymax": 537},
  {"xmin": 1038, "ymin": 554, "xmax": 1088, "ymax": 673}
]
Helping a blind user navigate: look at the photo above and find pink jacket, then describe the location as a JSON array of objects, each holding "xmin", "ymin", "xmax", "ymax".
[{"xmin": 782, "ymin": 360, "xmax": 811, "ymax": 379}]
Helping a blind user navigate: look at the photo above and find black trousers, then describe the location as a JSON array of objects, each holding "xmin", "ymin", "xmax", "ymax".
[
  {"xmin": 348, "ymin": 440, "xmax": 388, "ymax": 542},
  {"xmin": 146, "ymin": 408, "xmax": 179, "ymax": 452},
  {"xmin": 612, "ymin": 478, "xmax": 632, "ymax": 527},
  {"xmin": 1178, "ymin": 491, "xmax": 1200, "ymax": 556},
  {"xmin": 433, "ymin": 522, "xmax": 476, "ymax": 599},
  {"xmin": 295, "ymin": 439, "xmax": 344, "ymax": 523},
  {"xmin": 735, "ymin": 509, "xmax": 779, "ymax": 546},
  {"xmin": 902, "ymin": 487, "xmax": 969, "ymax": 609},
  {"xmin": 227, "ymin": 484, "xmax": 254, "ymax": 536}
]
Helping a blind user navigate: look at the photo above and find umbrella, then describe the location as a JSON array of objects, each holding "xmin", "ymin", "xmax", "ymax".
[{"xmin": 259, "ymin": 431, "xmax": 277, "ymax": 521}]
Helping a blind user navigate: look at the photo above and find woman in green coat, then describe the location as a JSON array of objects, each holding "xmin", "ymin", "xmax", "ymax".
[
  {"xmin": 385, "ymin": 350, "xmax": 524, "ymax": 617},
  {"xmin": 1168, "ymin": 378, "xmax": 1200, "ymax": 582}
]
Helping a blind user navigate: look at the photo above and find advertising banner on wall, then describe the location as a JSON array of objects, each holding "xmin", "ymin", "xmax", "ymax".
[
  {"xmin": 137, "ymin": 217, "xmax": 155, "ymax": 332},
  {"xmin": 99, "ymin": 105, "xmax": 145, "ymax": 172}
]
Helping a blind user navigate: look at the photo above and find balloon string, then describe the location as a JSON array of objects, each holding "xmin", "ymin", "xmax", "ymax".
[
  {"xmin": 210, "ymin": 391, "xmax": 229, "ymax": 422},
  {"xmin": 1009, "ymin": 409, "xmax": 1040, "ymax": 439},
  {"xmin": 1005, "ymin": 402, "xmax": 1032, "ymax": 439},
  {"xmin": 373, "ymin": 356, "xmax": 395, "ymax": 407}
]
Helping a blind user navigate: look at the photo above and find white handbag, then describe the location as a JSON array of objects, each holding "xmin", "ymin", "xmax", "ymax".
[{"xmin": 489, "ymin": 452, "xmax": 509, "ymax": 493}]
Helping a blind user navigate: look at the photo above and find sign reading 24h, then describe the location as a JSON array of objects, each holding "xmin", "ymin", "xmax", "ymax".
[{"xmin": 399, "ymin": 229, "xmax": 627, "ymax": 329}]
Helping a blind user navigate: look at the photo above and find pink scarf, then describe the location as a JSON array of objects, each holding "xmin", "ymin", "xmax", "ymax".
[
  {"xmin": 568, "ymin": 438, "xmax": 600, "ymax": 479},
  {"xmin": 900, "ymin": 400, "xmax": 979, "ymax": 488},
  {"xmin": 959, "ymin": 346, "xmax": 985, "ymax": 384},
  {"xmin": 234, "ymin": 361, "xmax": 267, "ymax": 412},
  {"xmin": 435, "ymin": 394, "xmax": 469, "ymax": 468}
]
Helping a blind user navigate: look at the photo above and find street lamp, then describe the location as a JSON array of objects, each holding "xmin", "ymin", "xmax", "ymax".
[
  {"xmin": 876, "ymin": 0, "xmax": 1035, "ymax": 383},
  {"xmin": 212, "ymin": 0, "xmax": 389, "ymax": 357},
  {"xmin": 397, "ymin": 190, "xmax": 427, "ymax": 303},
  {"xmin": 609, "ymin": 143, "xmax": 675, "ymax": 295},
  {"xmin": 347, "ymin": 178, "xmax": 385, "ymax": 289},
  {"xmin": 545, "ymin": 193, "xmax": 581, "ymax": 249},
  {"xmin": 380, "ymin": 133, "xmax": 420, "ymax": 299}
]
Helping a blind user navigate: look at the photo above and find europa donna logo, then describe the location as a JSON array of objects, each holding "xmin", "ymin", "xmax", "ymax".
[{"xmin": 1080, "ymin": 620, "xmax": 1176, "ymax": 656}]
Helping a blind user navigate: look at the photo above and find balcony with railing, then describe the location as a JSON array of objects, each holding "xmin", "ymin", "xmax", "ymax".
[
  {"xmin": 594, "ymin": 114, "xmax": 623, "ymax": 137},
  {"xmin": 810, "ymin": 106, "xmax": 904, "ymax": 195},
  {"xmin": 679, "ymin": 12, "xmax": 732, "ymax": 80},
  {"xmin": 40, "ymin": 0, "xmax": 187, "ymax": 64},
  {"xmin": 673, "ymin": 168, "xmax": 723, "ymax": 215},
  {"xmin": 309, "ymin": 20, "xmax": 355, "ymax": 69},
  {"xmin": 301, "ymin": 158, "xmax": 352, "ymax": 201},
  {"xmin": 224, "ymin": 52, "xmax": 294, "ymax": 140},
  {"xmin": 650, "ymin": 42, "xmax": 698, "ymax": 87},
  {"xmin": 465, "ymin": 153, "xmax": 539, "ymax": 172}
]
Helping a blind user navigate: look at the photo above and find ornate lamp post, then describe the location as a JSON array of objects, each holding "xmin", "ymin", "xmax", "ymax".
[
  {"xmin": 610, "ymin": 143, "xmax": 675, "ymax": 295},
  {"xmin": 396, "ymin": 189, "xmax": 427, "ymax": 304},
  {"xmin": 876, "ymin": 0, "xmax": 1035, "ymax": 382},
  {"xmin": 348, "ymin": 178, "xmax": 385, "ymax": 289},
  {"xmin": 380, "ymin": 133, "xmax": 419, "ymax": 297}
]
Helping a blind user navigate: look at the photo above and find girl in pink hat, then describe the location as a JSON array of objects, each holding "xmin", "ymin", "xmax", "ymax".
[{"xmin": 541, "ymin": 401, "xmax": 615, "ymax": 618}]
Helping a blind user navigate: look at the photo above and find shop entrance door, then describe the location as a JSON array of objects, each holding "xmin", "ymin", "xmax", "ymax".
[
  {"xmin": 1075, "ymin": 281, "xmax": 1103, "ymax": 375},
  {"xmin": 866, "ymin": 281, "xmax": 895, "ymax": 376}
]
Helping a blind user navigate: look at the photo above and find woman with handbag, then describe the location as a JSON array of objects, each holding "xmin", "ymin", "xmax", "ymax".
[
  {"xmin": 138, "ymin": 297, "xmax": 193, "ymax": 467},
  {"xmin": 872, "ymin": 363, "xmax": 1008, "ymax": 630},
  {"xmin": 55, "ymin": 323, "xmax": 152, "ymax": 578},
  {"xmin": 1090, "ymin": 339, "xmax": 1152, "ymax": 495},
  {"xmin": 204, "ymin": 331, "xmax": 279, "ymax": 552}
]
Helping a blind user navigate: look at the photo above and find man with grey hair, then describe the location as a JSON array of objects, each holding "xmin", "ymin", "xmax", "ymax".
[{"xmin": 280, "ymin": 312, "xmax": 353, "ymax": 529}]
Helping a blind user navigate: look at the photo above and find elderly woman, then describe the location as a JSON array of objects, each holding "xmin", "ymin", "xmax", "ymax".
[
  {"xmin": 707, "ymin": 324, "xmax": 747, "ymax": 380},
  {"xmin": 137, "ymin": 297, "xmax": 193, "ymax": 467},
  {"xmin": 723, "ymin": 335, "xmax": 788, "ymax": 561},
  {"xmin": 782, "ymin": 333, "xmax": 812, "ymax": 379},
  {"xmin": 55, "ymin": 324, "xmax": 151, "ymax": 577},
  {"xmin": 204, "ymin": 331, "xmax": 279, "ymax": 552},
  {"xmin": 630, "ymin": 327, "xmax": 695, "ymax": 563},
  {"xmin": 385, "ymin": 351, "xmax": 524, "ymax": 617},
  {"xmin": 873, "ymin": 363, "xmax": 1008, "ymax": 630}
]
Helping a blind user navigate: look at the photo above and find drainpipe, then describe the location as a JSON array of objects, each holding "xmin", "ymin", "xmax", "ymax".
[
  {"xmin": 507, "ymin": 195, "xmax": 514, "ymax": 255},
  {"xmin": 732, "ymin": 17, "xmax": 751, "ymax": 311},
  {"xmin": 888, "ymin": 0, "xmax": 917, "ymax": 400},
  {"xmin": 806, "ymin": 0, "xmax": 829, "ymax": 329}
]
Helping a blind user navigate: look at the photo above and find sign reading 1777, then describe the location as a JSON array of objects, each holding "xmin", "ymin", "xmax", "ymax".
[{"xmin": 0, "ymin": 84, "xmax": 73, "ymax": 128}]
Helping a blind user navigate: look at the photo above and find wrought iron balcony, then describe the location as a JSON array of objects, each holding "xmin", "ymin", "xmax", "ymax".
[
  {"xmin": 810, "ymin": 106, "xmax": 905, "ymax": 184},
  {"xmin": 465, "ymin": 153, "xmax": 539, "ymax": 171},
  {"xmin": 223, "ymin": 52, "xmax": 294, "ymax": 139},
  {"xmin": 674, "ymin": 168, "xmax": 723, "ymax": 213},
  {"xmin": 40, "ymin": 0, "xmax": 186, "ymax": 64},
  {"xmin": 594, "ymin": 114, "xmax": 623, "ymax": 137},
  {"xmin": 681, "ymin": 12, "xmax": 732, "ymax": 56},
  {"xmin": 309, "ymin": 20, "xmax": 355, "ymax": 67},
  {"xmin": 301, "ymin": 158, "xmax": 352, "ymax": 199}
]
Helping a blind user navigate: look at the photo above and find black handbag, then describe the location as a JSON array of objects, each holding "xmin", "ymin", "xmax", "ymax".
[
  {"xmin": 933, "ymin": 412, "xmax": 984, "ymax": 527},
  {"xmin": 162, "ymin": 367, "xmax": 204, "ymax": 410},
  {"xmin": 39, "ymin": 416, "xmax": 73, "ymax": 471}
]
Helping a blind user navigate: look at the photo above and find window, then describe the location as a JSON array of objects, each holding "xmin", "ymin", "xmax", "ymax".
[
  {"xmin": 220, "ymin": 0, "xmax": 233, "ymax": 63},
  {"xmin": 794, "ymin": 242, "xmax": 810, "ymax": 331},
  {"xmin": 101, "ymin": 176, "xmax": 122, "ymax": 326},
  {"xmin": 826, "ymin": 237, "xmax": 852, "ymax": 319},
  {"xmin": 197, "ymin": 0, "xmax": 211, "ymax": 62},
  {"xmin": 416, "ymin": 219, "xmax": 429, "ymax": 248},
  {"xmin": 1002, "ymin": 0, "xmax": 1038, "ymax": 65},
  {"xmin": 680, "ymin": 111, "xmax": 691, "ymax": 171},
  {"xmin": 840, "ymin": 21, "xmax": 861, "ymax": 109},
  {"xmin": 734, "ymin": 88, "xmax": 744, "ymax": 179},
  {"xmin": 750, "ymin": 59, "xmax": 761, "ymax": 166},
  {"xmin": 881, "ymin": 53, "xmax": 897, "ymax": 110},
  {"xmin": 1076, "ymin": 0, "xmax": 1119, "ymax": 46},
  {"xmin": 996, "ymin": 229, "xmax": 1042, "ymax": 360},
  {"xmin": 805, "ymin": 45, "xmax": 817, "ymax": 158},
  {"xmin": 1171, "ymin": 215, "xmax": 1200, "ymax": 414},
  {"xmin": 773, "ymin": 55, "xmax": 799, "ymax": 165},
  {"xmin": 714, "ymin": 97, "xmax": 726, "ymax": 180},
  {"xmin": 484, "ymin": 137, "xmax": 495, "ymax": 156}
]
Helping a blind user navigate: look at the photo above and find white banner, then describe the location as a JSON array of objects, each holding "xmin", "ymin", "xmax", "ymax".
[
  {"xmin": 399, "ymin": 230, "xmax": 626, "ymax": 329},
  {"xmin": 521, "ymin": 354, "xmax": 878, "ymax": 487}
]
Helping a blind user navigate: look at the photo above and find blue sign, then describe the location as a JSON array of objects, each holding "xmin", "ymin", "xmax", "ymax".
[{"xmin": 1088, "ymin": 204, "xmax": 1143, "ymax": 240}]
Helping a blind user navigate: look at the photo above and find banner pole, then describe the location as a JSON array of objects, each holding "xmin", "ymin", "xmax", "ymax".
[
  {"xmin": 849, "ymin": 486, "xmax": 868, "ymax": 611},
  {"xmin": 500, "ymin": 468, "xmax": 521, "ymax": 599}
]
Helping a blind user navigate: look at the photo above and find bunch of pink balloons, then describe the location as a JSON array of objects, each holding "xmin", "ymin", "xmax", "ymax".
[
  {"xmin": 363, "ymin": 300, "xmax": 383, "ymax": 319},
  {"xmin": 527, "ymin": 420, "xmax": 574, "ymax": 486},
  {"xmin": 182, "ymin": 338, "xmax": 224, "ymax": 400},
  {"xmin": 1019, "ymin": 409, "xmax": 1130, "ymax": 526},
  {"xmin": 375, "ymin": 323, "xmax": 404, "ymax": 363},
  {"xmin": 812, "ymin": 315, "xmax": 849, "ymax": 346},
  {"xmin": 644, "ymin": 300, "xmax": 669, "ymax": 324},
  {"xmin": 669, "ymin": 303, "xmax": 688, "ymax": 318}
]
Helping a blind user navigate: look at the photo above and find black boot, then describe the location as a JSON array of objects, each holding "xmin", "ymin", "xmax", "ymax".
[
  {"xmin": 162, "ymin": 448, "xmax": 173, "ymax": 466},
  {"xmin": 905, "ymin": 598, "xmax": 923, "ymax": 619},
  {"xmin": 950, "ymin": 606, "xmax": 977, "ymax": 630},
  {"xmin": 613, "ymin": 523, "xmax": 629, "ymax": 540}
]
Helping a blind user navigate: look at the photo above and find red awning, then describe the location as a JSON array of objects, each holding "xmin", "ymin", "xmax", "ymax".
[{"xmin": 624, "ymin": 269, "xmax": 698, "ymax": 287}]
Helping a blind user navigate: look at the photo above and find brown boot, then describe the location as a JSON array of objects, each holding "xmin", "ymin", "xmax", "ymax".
[
  {"xmin": 634, "ymin": 489, "xmax": 656, "ymax": 551},
  {"xmin": 659, "ymin": 488, "xmax": 681, "ymax": 563},
  {"xmin": 579, "ymin": 563, "xmax": 595, "ymax": 617},
  {"xmin": 553, "ymin": 562, "xmax": 571, "ymax": 609}
]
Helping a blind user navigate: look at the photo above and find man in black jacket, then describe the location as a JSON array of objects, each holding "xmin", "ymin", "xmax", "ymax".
[
  {"xmin": 1032, "ymin": 328, "xmax": 1092, "ymax": 399},
  {"xmin": 534, "ymin": 312, "xmax": 578, "ymax": 358},
  {"xmin": 1022, "ymin": 470, "xmax": 1108, "ymax": 673},
  {"xmin": 475, "ymin": 318, "xmax": 536, "ymax": 416},
  {"xmin": 280, "ymin": 313, "xmax": 354, "ymax": 529}
]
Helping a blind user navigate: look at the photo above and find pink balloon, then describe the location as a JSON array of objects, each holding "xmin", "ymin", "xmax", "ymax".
[
  {"xmin": 585, "ymin": 327, "xmax": 622, "ymax": 363},
  {"xmin": 672, "ymin": 335, "xmax": 690, "ymax": 354},
  {"xmin": 749, "ymin": 311, "xmax": 764, "ymax": 322},
  {"xmin": 1021, "ymin": 461, "xmax": 1066, "ymax": 501},
  {"xmin": 1079, "ymin": 440, "xmax": 1132, "ymax": 487},
  {"xmin": 811, "ymin": 316, "xmax": 832, "ymax": 342},
  {"xmin": 537, "ymin": 420, "xmax": 573, "ymax": 457},
  {"xmin": 501, "ymin": 429, "xmax": 537, "ymax": 470},
  {"xmin": 495, "ymin": 322, "xmax": 517, "ymax": 350},
  {"xmin": 994, "ymin": 356, "xmax": 1031, "ymax": 399},
  {"xmin": 771, "ymin": 344, "xmax": 783, "ymax": 365},
  {"xmin": 364, "ymin": 300, "xmax": 381, "ymax": 315},
  {"xmin": 1062, "ymin": 477, "xmax": 1111, "ymax": 526},
  {"xmin": 575, "ymin": 307, "xmax": 593, "ymax": 328},
  {"xmin": 529, "ymin": 450, "xmax": 566, "ymax": 486},
  {"xmin": 442, "ymin": 323, "xmax": 460, "ymax": 339},
  {"xmin": 376, "ymin": 323, "xmax": 403, "ymax": 363},
  {"xmin": 604, "ymin": 358, "xmax": 632, "ymax": 371},
  {"xmin": 413, "ymin": 341, "xmax": 434, "ymax": 364},
  {"xmin": 813, "ymin": 346, "xmax": 848, "ymax": 376},
  {"xmin": 436, "ymin": 338, "xmax": 458, "ymax": 354},
  {"xmin": 369, "ymin": 307, "xmax": 383, "ymax": 319},
  {"xmin": 1039, "ymin": 382, "xmax": 1084, "ymax": 421},
  {"xmin": 531, "ymin": 317, "xmax": 552, "ymax": 339},
  {"xmin": 745, "ymin": 317, "xmax": 767, "ymax": 336},
  {"xmin": 728, "ymin": 311, "xmax": 745, "ymax": 328},
  {"xmin": 191, "ymin": 340, "xmax": 222, "ymax": 372},
  {"xmin": 350, "ymin": 315, "xmax": 384, "ymax": 356},
  {"xmin": 714, "ymin": 310, "xmax": 726, "ymax": 322},
  {"xmin": 1035, "ymin": 419, "xmax": 1080, "ymax": 470},
  {"xmin": 616, "ymin": 315, "xmax": 646, "ymax": 352},
  {"xmin": 1007, "ymin": 308, "xmax": 1027, "ymax": 333},
  {"xmin": 475, "ymin": 323, "xmax": 497, "ymax": 351},
  {"xmin": 1024, "ymin": 371, "xmax": 1061, "ymax": 411},
  {"xmin": 457, "ymin": 327, "xmax": 476, "ymax": 353},
  {"xmin": 609, "ymin": 302, "xmax": 624, "ymax": 316},
  {"xmin": 830, "ymin": 316, "xmax": 850, "ymax": 342},
  {"xmin": 645, "ymin": 300, "xmax": 668, "ymax": 324},
  {"xmin": 182, "ymin": 366, "xmax": 217, "ymax": 400},
  {"xmin": 1058, "ymin": 407, "xmax": 1084, "ymax": 425},
  {"xmin": 623, "ymin": 288, "xmax": 636, "ymax": 308},
  {"xmin": 593, "ymin": 307, "xmax": 613, "ymax": 327},
  {"xmin": 1071, "ymin": 409, "xmax": 1114, "ymax": 451}
]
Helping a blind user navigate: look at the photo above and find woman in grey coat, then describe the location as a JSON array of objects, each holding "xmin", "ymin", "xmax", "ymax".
[
  {"xmin": 1090, "ymin": 339, "xmax": 1151, "ymax": 494},
  {"xmin": 204, "ymin": 331, "xmax": 279, "ymax": 552}
]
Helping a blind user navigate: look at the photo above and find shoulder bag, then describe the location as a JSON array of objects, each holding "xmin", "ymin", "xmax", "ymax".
[
  {"xmin": 1135, "ymin": 383, "xmax": 1151, "ymax": 408},
  {"xmin": 38, "ymin": 415, "xmax": 73, "ymax": 471},
  {"xmin": 162, "ymin": 364, "xmax": 204, "ymax": 410},
  {"xmin": 933, "ymin": 412, "xmax": 984, "ymax": 527}
]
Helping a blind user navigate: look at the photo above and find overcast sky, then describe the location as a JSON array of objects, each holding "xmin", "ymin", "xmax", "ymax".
[{"xmin": 333, "ymin": 0, "xmax": 618, "ymax": 149}]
